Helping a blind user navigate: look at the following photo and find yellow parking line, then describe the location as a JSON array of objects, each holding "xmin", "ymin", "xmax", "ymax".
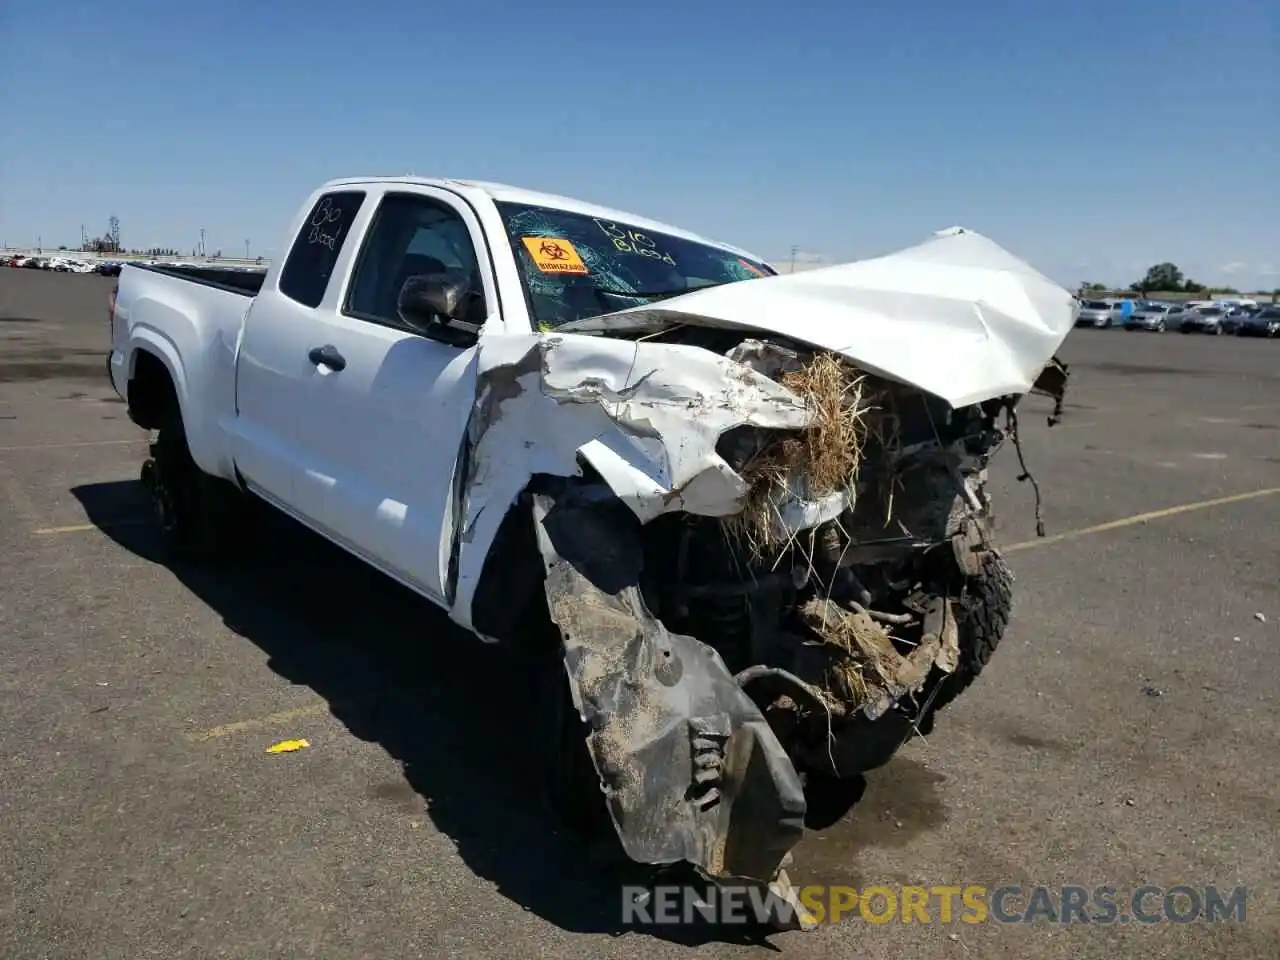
[
  {"xmin": 0, "ymin": 438, "xmax": 146, "ymax": 452},
  {"xmin": 186, "ymin": 702, "xmax": 331, "ymax": 743},
  {"xmin": 33, "ymin": 519, "xmax": 149, "ymax": 535},
  {"xmin": 1004, "ymin": 486, "xmax": 1280, "ymax": 553}
]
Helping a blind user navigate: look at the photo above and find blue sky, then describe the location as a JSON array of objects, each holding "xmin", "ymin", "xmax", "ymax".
[{"xmin": 1, "ymin": 0, "xmax": 1276, "ymax": 289}]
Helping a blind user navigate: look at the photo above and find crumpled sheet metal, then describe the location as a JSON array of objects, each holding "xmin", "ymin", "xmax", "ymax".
[
  {"xmin": 560, "ymin": 227, "xmax": 1079, "ymax": 410},
  {"xmin": 531, "ymin": 491, "xmax": 806, "ymax": 883},
  {"xmin": 449, "ymin": 331, "xmax": 813, "ymax": 631}
]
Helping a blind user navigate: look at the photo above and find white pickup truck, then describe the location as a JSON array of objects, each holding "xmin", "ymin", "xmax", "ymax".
[{"xmin": 108, "ymin": 176, "xmax": 1074, "ymax": 910}]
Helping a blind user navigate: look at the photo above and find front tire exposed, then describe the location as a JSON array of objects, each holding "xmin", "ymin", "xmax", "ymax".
[
  {"xmin": 141, "ymin": 418, "xmax": 246, "ymax": 562},
  {"xmin": 535, "ymin": 655, "xmax": 629, "ymax": 866},
  {"xmin": 925, "ymin": 551, "xmax": 1014, "ymax": 718}
]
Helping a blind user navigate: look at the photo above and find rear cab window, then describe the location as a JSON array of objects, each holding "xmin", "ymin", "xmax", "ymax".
[{"xmin": 278, "ymin": 191, "xmax": 367, "ymax": 308}]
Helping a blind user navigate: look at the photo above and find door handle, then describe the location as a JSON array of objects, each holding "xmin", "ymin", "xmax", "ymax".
[{"xmin": 308, "ymin": 344, "xmax": 346, "ymax": 371}]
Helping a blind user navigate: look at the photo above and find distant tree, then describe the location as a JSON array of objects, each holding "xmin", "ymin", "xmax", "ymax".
[
  {"xmin": 1078, "ymin": 281, "xmax": 1109, "ymax": 296},
  {"xmin": 1182, "ymin": 279, "xmax": 1206, "ymax": 294},
  {"xmin": 1130, "ymin": 262, "xmax": 1184, "ymax": 295},
  {"xmin": 1208, "ymin": 286, "xmax": 1239, "ymax": 295}
]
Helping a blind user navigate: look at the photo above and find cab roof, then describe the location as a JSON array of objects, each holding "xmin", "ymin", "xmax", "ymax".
[{"xmin": 322, "ymin": 176, "xmax": 771, "ymax": 266}]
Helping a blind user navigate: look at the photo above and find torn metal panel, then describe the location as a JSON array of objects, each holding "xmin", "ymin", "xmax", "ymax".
[
  {"xmin": 532, "ymin": 491, "xmax": 806, "ymax": 883},
  {"xmin": 1031, "ymin": 355, "xmax": 1071, "ymax": 426},
  {"xmin": 448, "ymin": 331, "xmax": 814, "ymax": 631},
  {"xmin": 559, "ymin": 227, "xmax": 1079, "ymax": 409}
]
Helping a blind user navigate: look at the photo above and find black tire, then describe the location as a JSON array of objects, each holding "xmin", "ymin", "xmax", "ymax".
[
  {"xmin": 141, "ymin": 417, "xmax": 246, "ymax": 562},
  {"xmin": 925, "ymin": 551, "xmax": 1014, "ymax": 717},
  {"xmin": 537, "ymin": 658, "xmax": 613, "ymax": 837}
]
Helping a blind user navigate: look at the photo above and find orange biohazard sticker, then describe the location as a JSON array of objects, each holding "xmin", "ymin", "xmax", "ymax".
[{"xmin": 522, "ymin": 236, "xmax": 589, "ymax": 275}]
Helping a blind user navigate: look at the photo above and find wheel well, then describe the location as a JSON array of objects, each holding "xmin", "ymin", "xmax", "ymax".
[
  {"xmin": 127, "ymin": 349, "xmax": 179, "ymax": 430},
  {"xmin": 468, "ymin": 465, "xmax": 615, "ymax": 651},
  {"xmin": 469, "ymin": 491, "xmax": 548, "ymax": 646}
]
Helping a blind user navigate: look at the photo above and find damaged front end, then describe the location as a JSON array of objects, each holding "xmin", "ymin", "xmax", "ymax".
[
  {"xmin": 490, "ymin": 339, "xmax": 1063, "ymax": 904},
  {"xmin": 454, "ymin": 229, "xmax": 1076, "ymax": 917}
]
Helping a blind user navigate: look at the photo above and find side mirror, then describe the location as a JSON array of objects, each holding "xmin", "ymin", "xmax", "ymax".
[{"xmin": 397, "ymin": 273, "xmax": 481, "ymax": 345}]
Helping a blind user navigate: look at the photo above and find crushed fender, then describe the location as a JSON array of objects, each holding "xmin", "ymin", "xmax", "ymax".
[{"xmin": 531, "ymin": 488, "xmax": 806, "ymax": 885}]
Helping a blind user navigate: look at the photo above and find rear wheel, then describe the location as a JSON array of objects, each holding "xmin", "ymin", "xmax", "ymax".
[{"xmin": 141, "ymin": 417, "xmax": 246, "ymax": 561}]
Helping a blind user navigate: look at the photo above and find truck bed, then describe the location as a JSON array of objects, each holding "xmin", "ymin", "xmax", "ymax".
[
  {"xmin": 110, "ymin": 262, "xmax": 268, "ymax": 482},
  {"xmin": 136, "ymin": 263, "xmax": 266, "ymax": 297}
]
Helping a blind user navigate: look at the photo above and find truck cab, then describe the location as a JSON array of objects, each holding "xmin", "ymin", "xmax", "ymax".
[{"xmin": 110, "ymin": 177, "xmax": 778, "ymax": 625}]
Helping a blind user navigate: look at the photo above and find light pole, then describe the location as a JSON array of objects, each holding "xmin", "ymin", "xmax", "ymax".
[{"xmin": 245, "ymin": 239, "xmax": 250, "ymax": 259}]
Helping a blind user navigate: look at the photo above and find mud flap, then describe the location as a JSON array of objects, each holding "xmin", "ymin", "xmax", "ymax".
[{"xmin": 530, "ymin": 491, "xmax": 806, "ymax": 885}]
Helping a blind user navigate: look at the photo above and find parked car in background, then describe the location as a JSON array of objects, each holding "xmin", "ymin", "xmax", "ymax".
[
  {"xmin": 1075, "ymin": 299, "xmax": 1121, "ymax": 327},
  {"xmin": 1125, "ymin": 302, "xmax": 1179, "ymax": 331},
  {"xmin": 1222, "ymin": 305, "xmax": 1257, "ymax": 334},
  {"xmin": 1237, "ymin": 306, "xmax": 1280, "ymax": 338},
  {"xmin": 1178, "ymin": 305, "xmax": 1227, "ymax": 334}
]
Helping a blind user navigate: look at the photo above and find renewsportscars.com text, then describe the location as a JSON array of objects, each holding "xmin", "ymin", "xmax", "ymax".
[{"xmin": 622, "ymin": 883, "xmax": 1248, "ymax": 927}]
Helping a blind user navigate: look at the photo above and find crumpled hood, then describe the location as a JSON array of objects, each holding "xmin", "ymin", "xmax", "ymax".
[{"xmin": 562, "ymin": 227, "xmax": 1079, "ymax": 409}]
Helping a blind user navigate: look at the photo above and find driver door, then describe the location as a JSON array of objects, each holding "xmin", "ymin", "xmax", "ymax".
[{"xmin": 287, "ymin": 189, "xmax": 496, "ymax": 603}]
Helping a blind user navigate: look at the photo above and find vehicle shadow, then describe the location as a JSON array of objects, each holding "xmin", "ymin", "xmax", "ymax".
[{"xmin": 71, "ymin": 479, "xmax": 792, "ymax": 948}]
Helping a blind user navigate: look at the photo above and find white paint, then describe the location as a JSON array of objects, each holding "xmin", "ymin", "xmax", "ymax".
[
  {"xmin": 108, "ymin": 175, "xmax": 1076, "ymax": 634},
  {"xmin": 565, "ymin": 226, "xmax": 1079, "ymax": 409}
]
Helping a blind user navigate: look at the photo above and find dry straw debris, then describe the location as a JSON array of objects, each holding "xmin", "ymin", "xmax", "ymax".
[
  {"xmin": 724, "ymin": 351, "xmax": 871, "ymax": 554},
  {"xmin": 799, "ymin": 598, "xmax": 906, "ymax": 708}
]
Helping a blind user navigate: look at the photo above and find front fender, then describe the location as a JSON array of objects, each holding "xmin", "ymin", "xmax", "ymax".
[{"xmin": 447, "ymin": 331, "xmax": 813, "ymax": 633}]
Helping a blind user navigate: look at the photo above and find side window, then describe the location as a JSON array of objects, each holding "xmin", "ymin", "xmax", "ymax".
[
  {"xmin": 345, "ymin": 193, "xmax": 486, "ymax": 329},
  {"xmin": 279, "ymin": 191, "xmax": 366, "ymax": 308}
]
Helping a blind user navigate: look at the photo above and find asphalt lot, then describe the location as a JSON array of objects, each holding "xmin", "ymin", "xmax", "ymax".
[{"xmin": 1, "ymin": 269, "xmax": 1277, "ymax": 959}]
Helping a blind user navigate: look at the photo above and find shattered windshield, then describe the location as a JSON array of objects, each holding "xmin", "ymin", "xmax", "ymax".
[{"xmin": 495, "ymin": 201, "xmax": 775, "ymax": 330}]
